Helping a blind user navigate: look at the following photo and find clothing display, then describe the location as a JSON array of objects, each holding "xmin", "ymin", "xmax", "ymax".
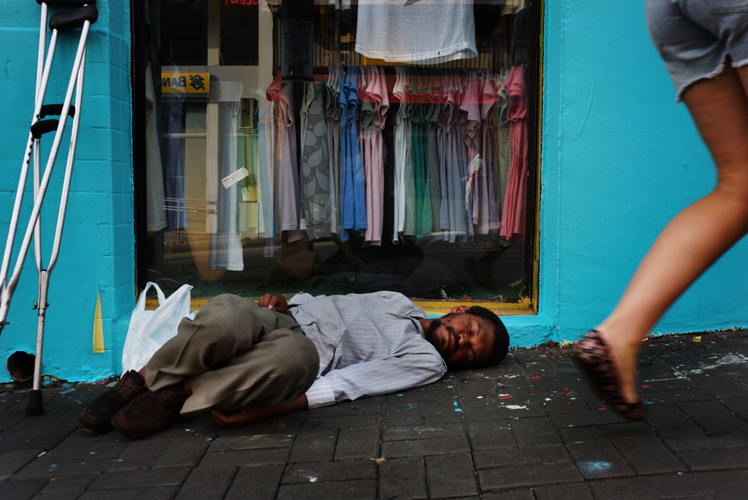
[
  {"xmin": 153, "ymin": 64, "xmax": 527, "ymax": 256},
  {"xmin": 180, "ymin": 65, "xmax": 527, "ymax": 251},
  {"xmin": 146, "ymin": 0, "xmax": 535, "ymax": 300}
]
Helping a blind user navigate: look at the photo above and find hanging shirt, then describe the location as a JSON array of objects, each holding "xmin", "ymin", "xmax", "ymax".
[
  {"xmin": 453, "ymin": 73, "xmax": 474, "ymax": 242},
  {"xmin": 326, "ymin": 67, "xmax": 342, "ymax": 236},
  {"xmin": 393, "ymin": 66, "xmax": 416, "ymax": 240},
  {"xmin": 361, "ymin": 66, "xmax": 389, "ymax": 245},
  {"xmin": 500, "ymin": 65, "xmax": 529, "ymax": 242},
  {"xmin": 236, "ymin": 98, "xmax": 259, "ymax": 239},
  {"xmin": 495, "ymin": 76, "xmax": 512, "ymax": 222},
  {"xmin": 461, "ymin": 71, "xmax": 483, "ymax": 229},
  {"xmin": 442, "ymin": 69, "xmax": 470, "ymax": 243},
  {"xmin": 145, "ymin": 63, "xmax": 167, "ymax": 232},
  {"xmin": 161, "ymin": 81, "xmax": 188, "ymax": 231},
  {"xmin": 477, "ymin": 72, "xmax": 501, "ymax": 234},
  {"xmin": 428, "ymin": 81, "xmax": 446, "ymax": 235},
  {"xmin": 339, "ymin": 66, "xmax": 366, "ymax": 241},
  {"xmin": 411, "ymin": 68, "xmax": 433, "ymax": 239},
  {"xmin": 268, "ymin": 78, "xmax": 303, "ymax": 241},
  {"xmin": 210, "ymin": 81, "xmax": 244, "ymax": 272},
  {"xmin": 301, "ymin": 81, "xmax": 333, "ymax": 240},
  {"xmin": 254, "ymin": 93, "xmax": 276, "ymax": 240},
  {"xmin": 353, "ymin": 0, "xmax": 477, "ymax": 64}
]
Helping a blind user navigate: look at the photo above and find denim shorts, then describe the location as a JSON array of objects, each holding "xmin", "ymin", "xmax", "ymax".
[{"xmin": 646, "ymin": 0, "xmax": 748, "ymax": 101}]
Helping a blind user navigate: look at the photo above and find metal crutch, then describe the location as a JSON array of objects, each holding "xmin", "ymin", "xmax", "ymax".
[{"xmin": 0, "ymin": 1, "xmax": 98, "ymax": 414}]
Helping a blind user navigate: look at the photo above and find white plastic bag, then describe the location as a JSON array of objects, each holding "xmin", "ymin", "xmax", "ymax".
[{"xmin": 121, "ymin": 282, "xmax": 194, "ymax": 374}]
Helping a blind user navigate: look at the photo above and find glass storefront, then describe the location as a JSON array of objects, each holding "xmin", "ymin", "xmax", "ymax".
[{"xmin": 133, "ymin": 0, "xmax": 540, "ymax": 310}]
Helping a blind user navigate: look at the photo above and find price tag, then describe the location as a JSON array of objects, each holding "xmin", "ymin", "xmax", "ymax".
[{"xmin": 222, "ymin": 168, "xmax": 250, "ymax": 189}]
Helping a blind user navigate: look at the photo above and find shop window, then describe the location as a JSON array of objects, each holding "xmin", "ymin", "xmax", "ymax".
[{"xmin": 134, "ymin": 0, "xmax": 541, "ymax": 311}]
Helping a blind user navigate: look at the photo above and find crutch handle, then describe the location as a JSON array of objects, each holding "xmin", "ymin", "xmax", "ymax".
[
  {"xmin": 49, "ymin": 4, "xmax": 98, "ymax": 31},
  {"xmin": 37, "ymin": 0, "xmax": 97, "ymax": 6},
  {"xmin": 30, "ymin": 119, "xmax": 59, "ymax": 139},
  {"xmin": 40, "ymin": 104, "xmax": 76, "ymax": 118}
]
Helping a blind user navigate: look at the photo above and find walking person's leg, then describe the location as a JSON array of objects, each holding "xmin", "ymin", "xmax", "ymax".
[{"xmin": 574, "ymin": 65, "xmax": 748, "ymax": 418}]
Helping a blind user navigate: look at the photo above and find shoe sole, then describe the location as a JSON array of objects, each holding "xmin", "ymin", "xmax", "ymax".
[
  {"xmin": 110, "ymin": 413, "xmax": 178, "ymax": 439},
  {"xmin": 571, "ymin": 332, "xmax": 646, "ymax": 421},
  {"xmin": 77, "ymin": 415, "xmax": 113, "ymax": 434}
]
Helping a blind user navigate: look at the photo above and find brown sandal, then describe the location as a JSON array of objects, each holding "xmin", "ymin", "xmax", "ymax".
[{"xmin": 571, "ymin": 330, "xmax": 646, "ymax": 421}]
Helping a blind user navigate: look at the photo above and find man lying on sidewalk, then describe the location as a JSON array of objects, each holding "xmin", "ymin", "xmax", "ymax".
[{"xmin": 77, "ymin": 291, "xmax": 510, "ymax": 438}]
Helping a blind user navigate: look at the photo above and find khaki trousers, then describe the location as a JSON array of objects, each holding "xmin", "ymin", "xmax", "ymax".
[{"xmin": 145, "ymin": 294, "xmax": 320, "ymax": 416}]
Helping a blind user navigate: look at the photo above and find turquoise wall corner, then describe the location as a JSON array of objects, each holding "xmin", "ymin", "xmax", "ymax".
[{"xmin": 0, "ymin": 1, "xmax": 135, "ymax": 384}]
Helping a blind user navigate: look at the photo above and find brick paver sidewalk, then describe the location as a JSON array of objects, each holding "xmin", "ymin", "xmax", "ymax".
[{"xmin": 2, "ymin": 330, "xmax": 748, "ymax": 499}]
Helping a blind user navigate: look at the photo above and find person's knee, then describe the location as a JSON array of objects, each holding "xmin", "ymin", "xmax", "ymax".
[
  {"xmin": 264, "ymin": 330, "xmax": 320, "ymax": 375},
  {"xmin": 285, "ymin": 335, "xmax": 320, "ymax": 373}
]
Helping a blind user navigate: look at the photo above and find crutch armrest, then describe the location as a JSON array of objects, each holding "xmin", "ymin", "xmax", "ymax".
[
  {"xmin": 31, "ymin": 119, "xmax": 59, "ymax": 139},
  {"xmin": 40, "ymin": 104, "xmax": 75, "ymax": 119},
  {"xmin": 37, "ymin": 0, "xmax": 97, "ymax": 6},
  {"xmin": 49, "ymin": 4, "xmax": 98, "ymax": 31}
]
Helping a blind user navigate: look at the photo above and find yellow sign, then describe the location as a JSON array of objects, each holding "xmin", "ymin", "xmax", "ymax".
[{"xmin": 161, "ymin": 72, "xmax": 210, "ymax": 94}]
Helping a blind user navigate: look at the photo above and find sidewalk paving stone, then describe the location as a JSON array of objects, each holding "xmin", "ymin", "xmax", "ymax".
[
  {"xmin": 473, "ymin": 444, "xmax": 571, "ymax": 470},
  {"xmin": 276, "ymin": 479, "xmax": 377, "ymax": 500},
  {"xmin": 533, "ymin": 482, "xmax": 595, "ymax": 500},
  {"xmin": 173, "ymin": 466, "xmax": 235, "ymax": 500},
  {"xmin": 223, "ymin": 465, "xmax": 283, "ymax": 500},
  {"xmin": 3, "ymin": 330, "xmax": 748, "ymax": 498},
  {"xmin": 288, "ymin": 429, "xmax": 338, "ymax": 463},
  {"xmin": 611, "ymin": 435, "xmax": 687, "ymax": 474},
  {"xmin": 378, "ymin": 457, "xmax": 427, "ymax": 500},
  {"xmin": 425, "ymin": 452, "xmax": 479, "ymax": 498},
  {"xmin": 334, "ymin": 426, "xmax": 379, "ymax": 460}
]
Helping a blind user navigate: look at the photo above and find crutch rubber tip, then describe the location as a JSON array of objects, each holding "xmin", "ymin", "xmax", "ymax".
[{"xmin": 26, "ymin": 390, "xmax": 44, "ymax": 415}]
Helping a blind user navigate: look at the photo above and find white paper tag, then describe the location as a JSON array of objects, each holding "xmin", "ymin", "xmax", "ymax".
[{"xmin": 222, "ymin": 168, "xmax": 250, "ymax": 189}]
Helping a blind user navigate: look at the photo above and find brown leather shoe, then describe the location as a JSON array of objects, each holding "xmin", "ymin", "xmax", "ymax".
[
  {"xmin": 77, "ymin": 370, "xmax": 148, "ymax": 433},
  {"xmin": 111, "ymin": 386, "xmax": 189, "ymax": 438}
]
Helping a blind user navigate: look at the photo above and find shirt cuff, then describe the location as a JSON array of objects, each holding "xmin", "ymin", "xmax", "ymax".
[{"xmin": 304, "ymin": 378, "xmax": 336, "ymax": 409}]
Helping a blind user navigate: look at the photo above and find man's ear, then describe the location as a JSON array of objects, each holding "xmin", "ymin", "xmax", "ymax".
[{"xmin": 450, "ymin": 305, "xmax": 469, "ymax": 314}]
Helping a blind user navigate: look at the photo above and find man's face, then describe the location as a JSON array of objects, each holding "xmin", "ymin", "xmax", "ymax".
[{"xmin": 426, "ymin": 312, "xmax": 496, "ymax": 368}]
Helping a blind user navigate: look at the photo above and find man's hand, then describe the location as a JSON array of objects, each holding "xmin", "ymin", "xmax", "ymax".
[
  {"xmin": 258, "ymin": 293, "xmax": 289, "ymax": 312},
  {"xmin": 211, "ymin": 395, "xmax": 308, "ymax": 428},
  {"xmin": 211, "ymin": 405, "xmax": 266, "ymax": 428}
]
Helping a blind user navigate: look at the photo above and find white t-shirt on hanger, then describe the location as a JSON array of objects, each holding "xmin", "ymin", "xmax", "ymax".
[{"xmin": 351, "ymin": 0, "xmax": 477, "ymax": 64}]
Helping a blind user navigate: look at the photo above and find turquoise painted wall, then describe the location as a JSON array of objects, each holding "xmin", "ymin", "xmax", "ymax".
[
  {"xmin": 502, "ymin": 0, "xmax": 748, "ymax": 345},
  {"xmin": 0, "ymin": 1, "xmax": 134, "ymax": 383},
  {"xmin": 1, "ymin": 0, "xmax": 747, "ymax": 383}
]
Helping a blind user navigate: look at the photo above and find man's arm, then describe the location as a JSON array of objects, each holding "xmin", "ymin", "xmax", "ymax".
[
  {"xmin": 211, "ymin": 395, "xmax": 308, "ymax": 428},
  {"xmin": 304, "ymin": 352, "xmax": 446, "ymax": 409}
]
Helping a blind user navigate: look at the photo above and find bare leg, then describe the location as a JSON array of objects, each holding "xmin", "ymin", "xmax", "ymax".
[{"xmin": 594, "ymin": 64, "xmax": 748, "ymax": 404}]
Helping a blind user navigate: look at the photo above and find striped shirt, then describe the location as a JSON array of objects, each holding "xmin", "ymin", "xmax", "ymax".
[{"xmin": 288, "ymin": 291, "xmax": 447, "ymax": 409}]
